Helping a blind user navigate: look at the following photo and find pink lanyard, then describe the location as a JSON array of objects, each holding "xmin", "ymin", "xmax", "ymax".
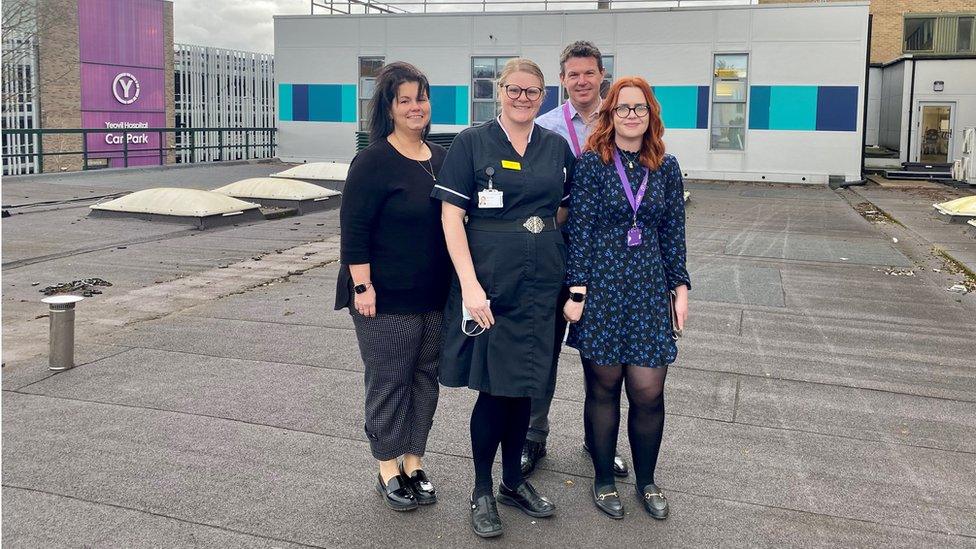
[{"xmin": 561, "ymin": 102, "xmax": 582, "ymax": 157}]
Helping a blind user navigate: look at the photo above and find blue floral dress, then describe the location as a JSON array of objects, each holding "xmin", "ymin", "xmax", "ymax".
[{"xmin": 565, "ymin": 150, "xmax": 691, "ymax": 367}]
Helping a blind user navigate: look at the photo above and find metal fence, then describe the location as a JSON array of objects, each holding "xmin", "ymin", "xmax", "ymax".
[
  {"xmin": 311, "ymin": 0, "xmax": 755, "ymax": 15},
  {"xmin": 1, "ymin": 127, "xmax": 276, "ymax": 174}
]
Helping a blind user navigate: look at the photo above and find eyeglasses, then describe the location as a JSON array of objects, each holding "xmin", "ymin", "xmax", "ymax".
[
  {"xmin": 502, "ymin": 85, "xmax": 543, "ymax": 101},
  {"xmin": 614, "ymin": 104, "xmax": 650, "ymax": 118}
]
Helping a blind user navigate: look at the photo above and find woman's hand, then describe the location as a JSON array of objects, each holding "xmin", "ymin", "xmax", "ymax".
[
  {"xmin": 674, "ymin": 285, "xmax": 689, "ymax": 331},
  {"xmin": 563, "ymin": 299, "xmax": 584, "ymax": 323},
  {"xmin": 354, "ymin": 286, "xmax": 377, "ymax": 318},
  {"xmin": 462, "ymin": 283, "xmax": 494, "ymax": 329}
]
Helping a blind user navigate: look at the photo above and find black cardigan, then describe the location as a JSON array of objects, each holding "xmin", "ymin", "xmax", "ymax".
[{"xmin": 334, "ymin": 139, "xmax": 451, "ymax": 314}]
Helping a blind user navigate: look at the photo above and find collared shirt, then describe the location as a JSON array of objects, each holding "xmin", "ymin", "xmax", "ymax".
[
  {"xmin": 535, "ymin": 100, "xmax": 600, "ymax": 154},
  {"xmin": 496, "ymin": 115, "xmax": 533, "ymax": 144}
]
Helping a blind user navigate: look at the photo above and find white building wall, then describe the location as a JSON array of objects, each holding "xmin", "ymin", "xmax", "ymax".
[
  {"xmin": 907, "ymin": 58, "xmax": 976, "ymax": 164},
  {"xmin": 866, "ymin": 67, "xmax": 881, "ymax": 147},
  {"xmin": 276, "ymin": 2, "xmax": 868, "ymax": 183},
  {"xmin": 878, "ymin": 60, "xmax": 905, "ymax": 153}
]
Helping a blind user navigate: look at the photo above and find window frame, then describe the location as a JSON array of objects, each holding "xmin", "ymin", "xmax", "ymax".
[
  {"xmin": 958, "ymin": 16, "xmax": 974, "ymax": 52},
  {"xmin": 904, "ymin": 16, "xmax": 936, "ymax": 53},
  {"xmin": 470, "ymin": 56, "xmax": 515, "ymax": 126},
  {"xmin": 358, "ymin": 56, "xmax": 385, "ymax": 131},
  {"xmin": 709, "ymin": 52, "xmax": 749, "ymax": 152}
]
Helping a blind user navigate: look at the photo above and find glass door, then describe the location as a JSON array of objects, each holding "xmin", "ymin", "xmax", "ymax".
[{"xmin": 918, "ymin": 103, "xmax": 953, "ymax": 164}]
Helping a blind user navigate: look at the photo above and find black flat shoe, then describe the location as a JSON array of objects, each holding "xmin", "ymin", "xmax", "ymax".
[
  {"xmin": 400, "ymin": 463, "xmax": 437, "ymax": 505},
  {"xmin": 592, "ymin": 483, "xmax": 624, "ymax": 519},
  {"xmin": 375, "ymin": 473, "xmax": 417, "ymax": 512},
  {"xmin": 497, "ymin": 481, "xmax": 555, "ymax": 518},
  {"xmin": 520, "ymin": 440, "xmax": 547, "ymax": 477},
  {"xmin": 470, "ymin": 495, "xmax": 503, "ymax": 538},
  {"xmin": 638, "ymin": 483, "xmax": 669, "ymax": 520},
  {"xmin": 582, "ymin": 442, "xmax": 629, "ymax": 478}
]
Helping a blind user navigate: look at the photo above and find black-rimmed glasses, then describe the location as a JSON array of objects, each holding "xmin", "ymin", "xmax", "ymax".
[
  {"xmin": 502, "ymin": 85, "xmax": 543, "ymax": 101},
  {"xmin": 614, "ymin": 104, "xmax": 650, "ymax": 118}
]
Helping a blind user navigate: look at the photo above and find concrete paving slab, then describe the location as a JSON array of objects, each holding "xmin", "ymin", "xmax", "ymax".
[
  {"xmin": 734, "ymin": 376, "xmax": 976, "ymax": 454},
  {"xmin": 681, "ymin": 334, "xmax": 976, "ymax": 403},
  {"xmin": 738, "ymin": 188, "xmax": 837, "ymax": 200},
  {"xmin": 4, "ymin": 392, "xmax": 973, "ymax": 546},
  {"xmin": 726, "ymin": 233, "xmax": 913, "ymax": 266},
  {"xmin": 1, "ymin": 487, "xmax": 309, "ymax": 549},
  {"xmin": 687, "ymin": 262, "xmax": 784, "ymax": 307}
]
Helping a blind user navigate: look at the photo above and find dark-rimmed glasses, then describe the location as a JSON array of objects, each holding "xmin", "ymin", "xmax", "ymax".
[
  {"xmin": 502, "ymin": 85, "xmax": 543, "ymax": 101},
  {"xmin": 614, "ymin": 104, "xmax": 650, "ymax": 118}
]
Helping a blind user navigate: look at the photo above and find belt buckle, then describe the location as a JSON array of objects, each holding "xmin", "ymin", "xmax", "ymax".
[{"xmin": 523, "ymin": 216, "xmax": 544, "ymax": 234}]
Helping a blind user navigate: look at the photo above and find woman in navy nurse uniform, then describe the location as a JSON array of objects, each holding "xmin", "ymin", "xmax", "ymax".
[{"xmin": 430, "ymin": 58, "xmax": 575, "ymax": 539}]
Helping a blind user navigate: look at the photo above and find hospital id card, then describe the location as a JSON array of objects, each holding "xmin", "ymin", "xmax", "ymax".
[{"xmin": 478, "ymin": 188, "xmax": 504, "ymax": 208}]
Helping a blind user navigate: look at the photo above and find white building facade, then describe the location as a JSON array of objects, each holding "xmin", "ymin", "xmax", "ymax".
[
  {"xmin": 872, "ymin": 56, "xmax": 976, "ymax": 166},
  {"xmin": 275, "ymin": 2, "xmax": 869, "ymax": 184},
  {"xmin": 174, "ymin": 44, "xmax": 277, "ymax": 163}
]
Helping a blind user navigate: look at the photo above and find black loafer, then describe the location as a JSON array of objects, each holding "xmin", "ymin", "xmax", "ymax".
[
  {"xmin": 400, "ymin": 463, "xmax": 437, "ymax": 505},
  {"xmin": 592, "ymin": 483, "xmax": 624, "ymax": 519},
  {"xmin": 375, "ymin": 473, "xmax": 417, "ymax": 511},
  {"xmin": 470, "ymin": 495, "xmax": 503, "ymax": 538},
  {"xmin": 497, "ymin": 481, "xmax": 555, "ymax": 518},
  {"xmin": 582, "ymin": 442, "xmax": 629, "ymax": 478},
  {"xmin": 638, "ymin": 483, "xmax": 669, "ymax": 520},
  {"xmin": 520, "ymin": 440, "xmax": 547, "ymax": 477}
]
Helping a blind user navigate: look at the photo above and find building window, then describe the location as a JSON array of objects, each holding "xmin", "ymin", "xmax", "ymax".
[
  {"xmin": 959, "ymin": 17, "xmax": 973, "ymax": 52},
  {"xmin": 710, "ymin": 53, "xmax": 748, "ymax": 151},
  {"xmin": 904, "ymin": 18, "xmax": 935, "ymax": 52},
  {"xmin": 472, "ymin": 56, "xmax": 514, "ymax": 125},
  {"xmin": 561, "ymin": 54, "xmax": 614, "ymax": 101},
  {"xmin": 359, "ymin": 56, "xmax": 384, "ymax": 131}
]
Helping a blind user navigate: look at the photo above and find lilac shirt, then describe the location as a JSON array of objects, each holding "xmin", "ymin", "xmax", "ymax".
[{"xmin": 535, "ymin": 100, "xmax": 598, "ymax": 156}]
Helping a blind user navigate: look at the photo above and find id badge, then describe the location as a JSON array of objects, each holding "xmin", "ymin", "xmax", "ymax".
[
  {"xmin": 478, "ymin": 188, "xmax": 504, "ymax": 209},
  {"xmin": 627, "ymin": 227, "xmax": 643, "ymax": 247}
]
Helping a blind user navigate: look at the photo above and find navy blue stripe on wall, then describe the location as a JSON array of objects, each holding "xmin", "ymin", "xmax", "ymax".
[
  {"xmin": 696, "ymin": 86, "xmax": 709, "ymax": 129},
  {"xmin": 816, "ymin": 86, "xmax": 858, "ymax": 131},
  {"xmin": 292, "ymin": 84, "xmax": 309, "ymax": 122},
  {"xmin": 540, "ymin": 86, "xmax": 559, "ymax": 116}
]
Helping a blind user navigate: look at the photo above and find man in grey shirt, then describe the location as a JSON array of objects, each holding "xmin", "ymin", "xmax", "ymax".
[{"xmin": 522, "ymin": 40, "xmax": 629, "ymax": 479}]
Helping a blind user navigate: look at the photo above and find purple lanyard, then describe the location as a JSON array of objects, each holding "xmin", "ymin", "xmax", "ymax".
[
  {"xmin": 613, "ymin": 150, "xmax": 647, "ymax": 226},
  {"xmin": 561, "ymin": 102, "xmax": 582, "ymax": 157}
]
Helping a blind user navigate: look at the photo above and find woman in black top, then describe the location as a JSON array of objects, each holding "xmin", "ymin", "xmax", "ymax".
[
  {"xmin": 335, "ymin": 62, "xmax": 450, "ymax": 512},
  {"xmin": 431, "ymin": 58, "xmax": 575, "ymax": 538}
]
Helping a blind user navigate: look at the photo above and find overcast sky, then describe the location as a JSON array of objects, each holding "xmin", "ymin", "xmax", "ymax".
[{"xmin": 174, "ymin": 0, "xmax": 308, "ymax": 55}]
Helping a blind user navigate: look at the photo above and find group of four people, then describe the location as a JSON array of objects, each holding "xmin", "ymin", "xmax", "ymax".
[{"xmin": 335, "ymin": 41, "xmax": 690, "ymax": 538}]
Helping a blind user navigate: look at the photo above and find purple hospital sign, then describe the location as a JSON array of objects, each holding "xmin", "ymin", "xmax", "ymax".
[{"xmin": 78, "ymin": 0, "xmax": 166, "ymax": 168}]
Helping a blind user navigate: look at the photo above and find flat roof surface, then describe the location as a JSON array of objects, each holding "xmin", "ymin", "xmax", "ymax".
[{"xmin": 2, "ymin": 162, "xmax": 973, "ymax": 547}]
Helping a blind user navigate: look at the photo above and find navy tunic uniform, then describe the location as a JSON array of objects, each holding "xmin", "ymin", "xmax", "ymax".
[
  {"xmin": 430, "ymin": 118, "xmax": 575, "ymax": 398},
  {"xmin": 565, "ymin": 151, "xmax": 691, "ymax": 367}
]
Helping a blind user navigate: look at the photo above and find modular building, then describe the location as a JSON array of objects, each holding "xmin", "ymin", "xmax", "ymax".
[{"xmin": 274, "ymin": 1, "xmax": 870, "ymax": 184}]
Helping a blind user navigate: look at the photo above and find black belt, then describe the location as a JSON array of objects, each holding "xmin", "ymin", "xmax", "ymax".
[{"xmin": 465, "ymin": 215, "xmax": 558, "ymax": 234}]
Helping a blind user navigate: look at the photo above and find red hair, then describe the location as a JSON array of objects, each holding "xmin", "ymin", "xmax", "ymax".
[{"xmin": 583, "ymin": 77, "xmax": 666, "ymax": 170}]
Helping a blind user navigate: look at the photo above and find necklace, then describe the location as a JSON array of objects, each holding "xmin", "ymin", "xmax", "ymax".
[
  {"xmin": 619, "ymin": 148, "xmax": 639, "ymax": 169},
  {"xmin": 392, "ymin": 132, "xmax": 435, "ymax": 181},
  {"xmin": 417, "ymin": 159, "xmax": 436, "ymax": 182}
]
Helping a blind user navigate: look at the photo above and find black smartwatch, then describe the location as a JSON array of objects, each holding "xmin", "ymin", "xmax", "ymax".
[
  {"xmin": 354, "ymin": 282, "xmax": 372, "ymax": 294},
  {"xmin": 569, "ymin": 291, "xmax": 586, "ymax": 303}
]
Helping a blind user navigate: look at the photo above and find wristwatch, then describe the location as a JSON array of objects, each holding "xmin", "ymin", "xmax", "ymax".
[
  {"xmin": 354, "ymin": 282, "xmax": 372, "ymax": 294},
  {"xmin": 569, "ymin": 291, "xmax": 586, "ymax": 303}
]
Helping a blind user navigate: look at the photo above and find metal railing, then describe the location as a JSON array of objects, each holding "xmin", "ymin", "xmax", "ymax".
[
  {"xmin": 1, "ymin": 127, "xmax": 277, "ymax": 174},
  {"xmin": 311, "ymin": 0, "xmax": 755, "ymax": 15}
]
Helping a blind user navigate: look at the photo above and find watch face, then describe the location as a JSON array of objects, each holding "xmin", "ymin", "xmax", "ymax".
[
  {"xmin": 570, "ymin": 292, "xmax": 585, "ymax": 302},
  {"xmin": 354, "ymin": 284, "xmax": 367, "ymax": 294}
]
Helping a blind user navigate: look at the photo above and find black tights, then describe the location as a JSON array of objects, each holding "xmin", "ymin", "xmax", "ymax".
[
  {"xmin": 470, "ymin": 392, "xmax": 531, "ymax": 499},
  {"xmin": 582, "ymin": 357, "xmax": 667, "ymax": 490}
]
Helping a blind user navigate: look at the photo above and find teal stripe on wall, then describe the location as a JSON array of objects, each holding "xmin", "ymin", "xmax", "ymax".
[
  {"xmin": 279, "ymin": 84, "xmax": 293, "ymax": 121},
  {"xmin": 652, "ymin": 86, "xmax": 700, "ymax": 129},
  {"xmin": 341, "ymin": 85, "xmax": 357, "ymax": 123},
  {"xmin": 280, "ymin": 83, "xmax": 356, "ymax": 123},
  {"xmin": 430, "ymin": 85, "xmax": 469, "ymax": 125},
  {"xmin": 750, "ymin": 85, "xmax": 825, "ymax": 131}
]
